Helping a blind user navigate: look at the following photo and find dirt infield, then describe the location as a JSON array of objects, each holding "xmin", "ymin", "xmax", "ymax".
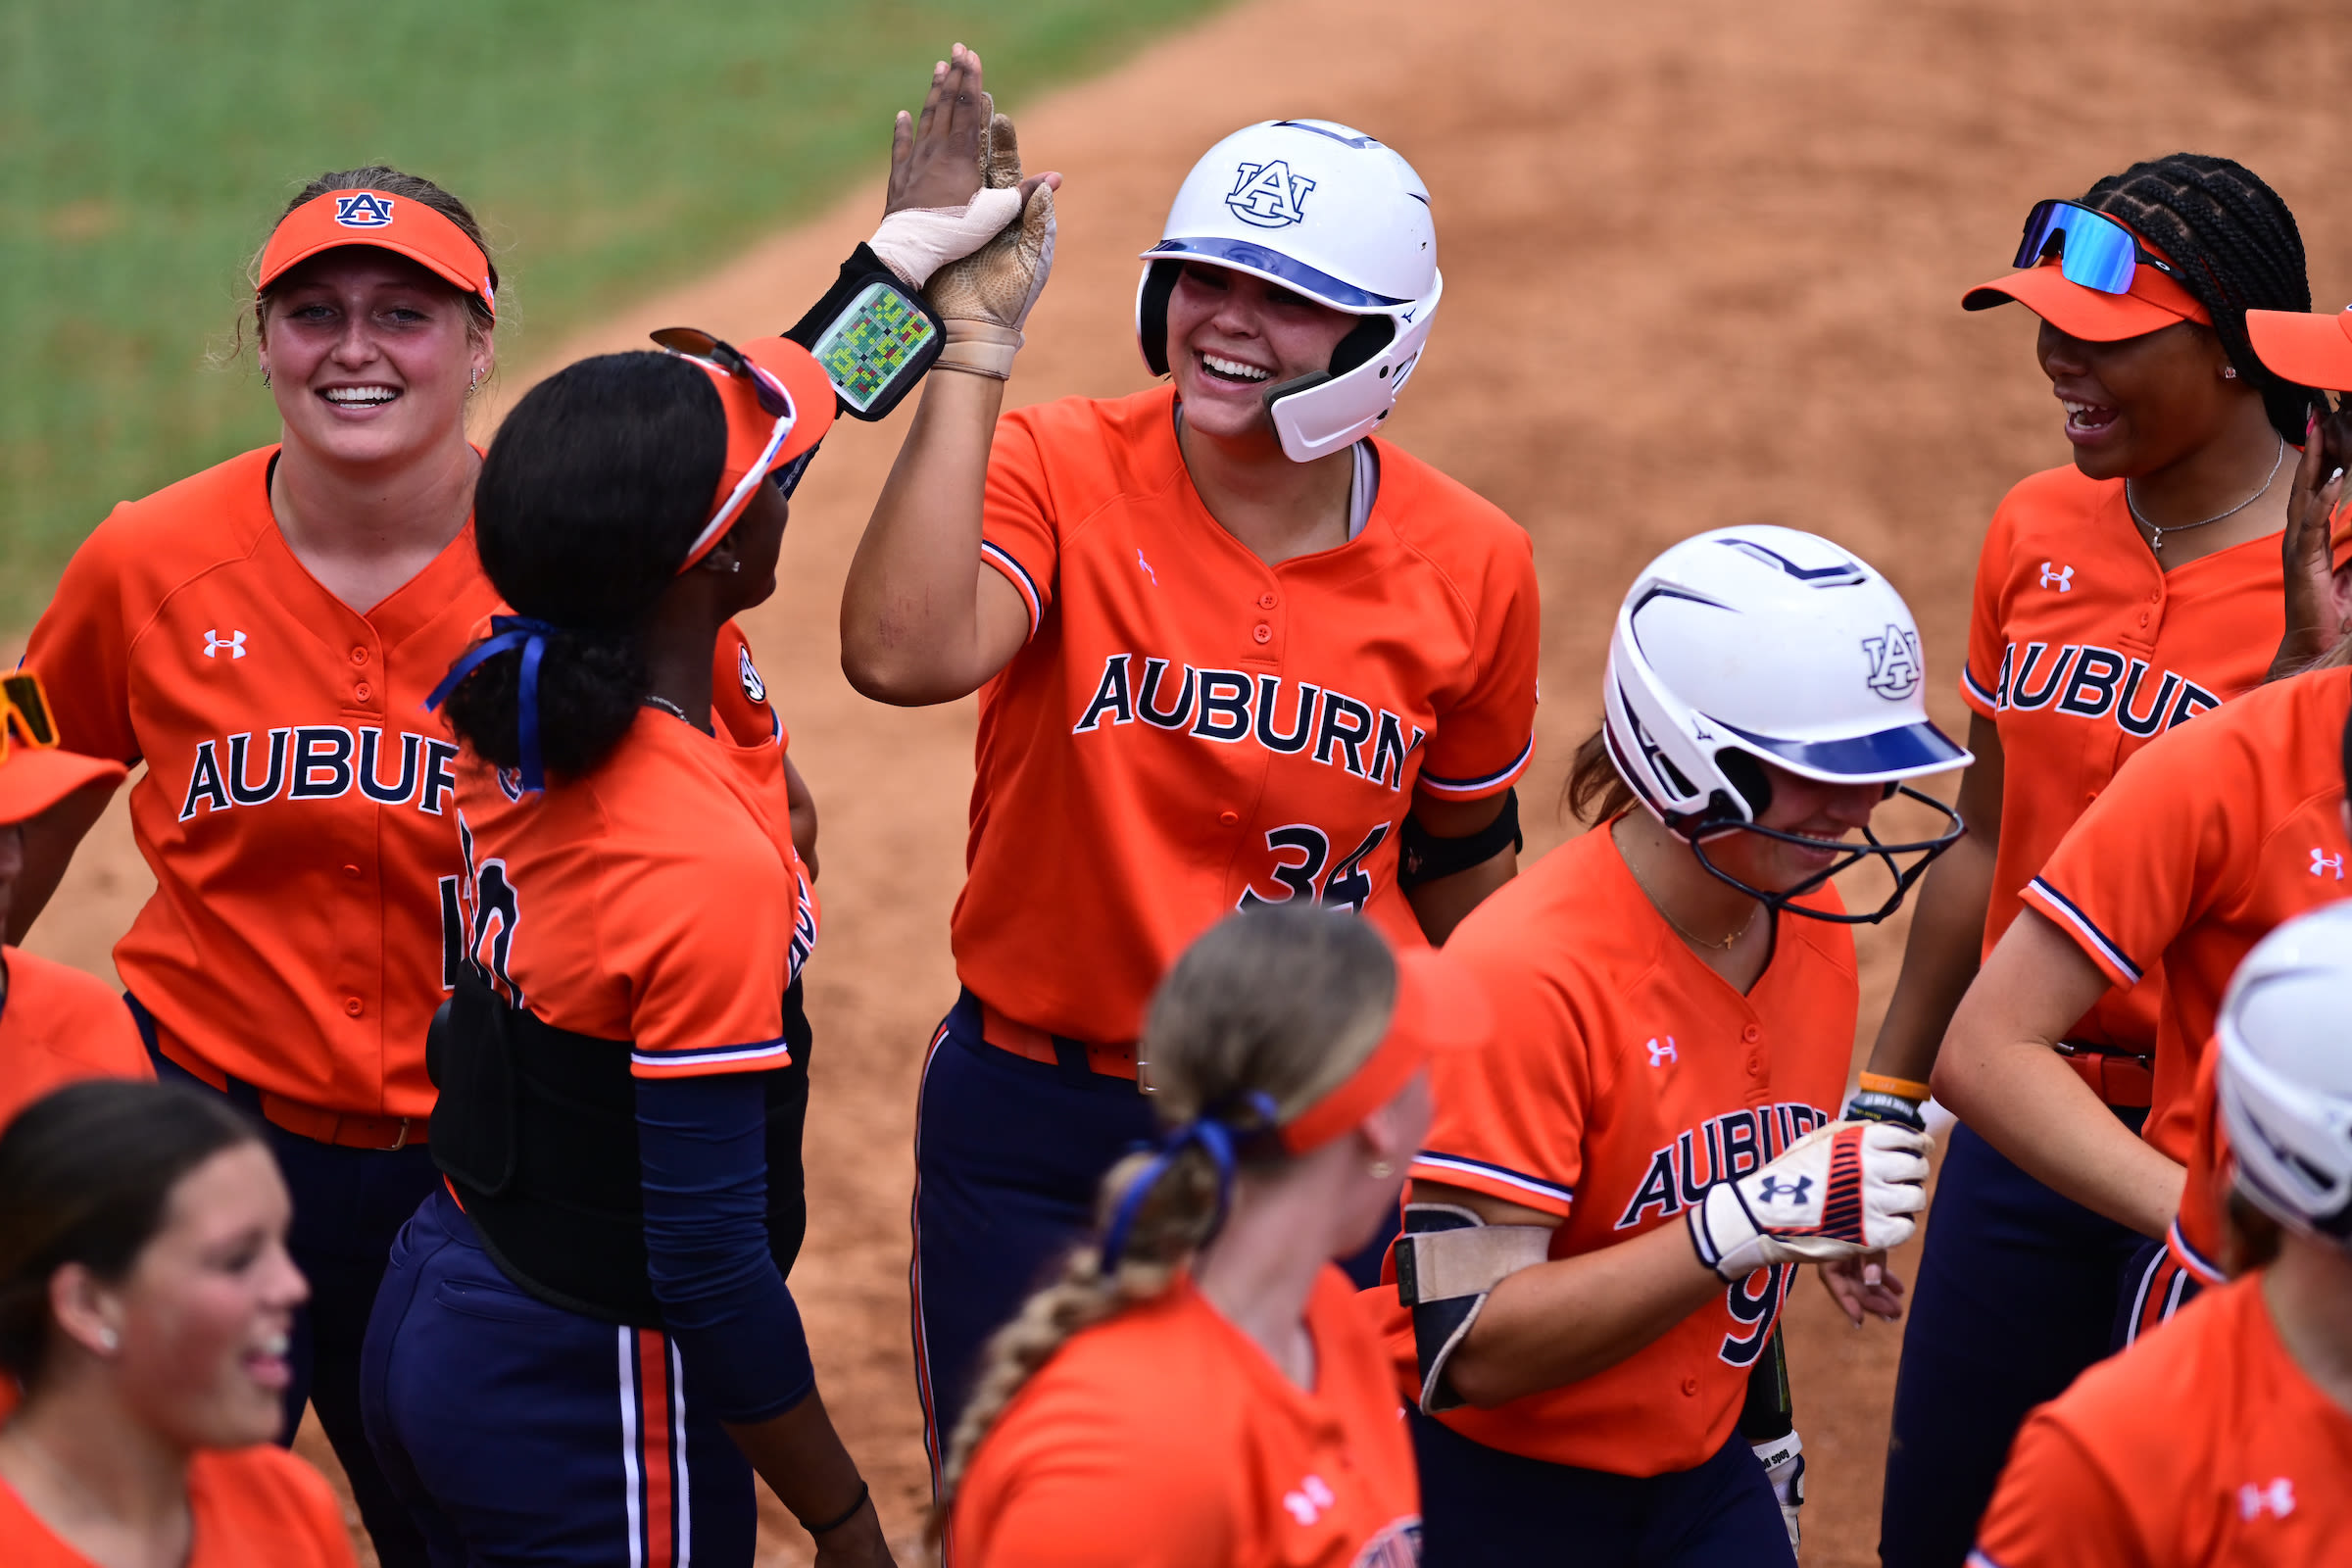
[{"xmin": 20, "ymin": 0, "xmax": 2352, "ymax": 1561}]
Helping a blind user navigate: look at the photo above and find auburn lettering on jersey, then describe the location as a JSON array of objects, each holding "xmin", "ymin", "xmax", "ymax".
[
  {"xmin": 1970, "ymin": 1276, "xmax": 2352, "ymax": 1567},
  {"xmin": 1390, "ymin": 823, "xmax": 1858, "ymax": 1472},
  {"xmin": 177, "ymin": 727, "xmax": 462, "ymax": 820},
  {"xmin": 950, "ymin": 1269, "xmax": 1419, "ymax": 1568},
  {"xmin": 22, "ymin": 446, "xmax": 501, "ymax": 1119},
  {"xmin": 2022, "ymin": 667, "xmax": 2352, "ymax": 1164},
  {"xmin": 1962, "ymin": 465, "xmax": 2286, "ymax": 1056},
  {"xmin": 960, "ymin": 385, "xmax": 1541, "ymax": 1043}
]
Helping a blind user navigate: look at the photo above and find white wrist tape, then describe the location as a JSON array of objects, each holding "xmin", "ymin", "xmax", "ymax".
[
  {"xmin": 867, "ymin": 187, "xmax": 1025, "ymax": 290},
  {"xmin": 935, "ymin": 319, "xmax": 1023, "ymax": 379}
]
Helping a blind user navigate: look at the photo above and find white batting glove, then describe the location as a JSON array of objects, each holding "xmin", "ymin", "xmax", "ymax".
[
  {"xmin": 1751, "ymin": 1430, "xmax": 1804, "ymax": 1553},
  {"xmin": 1688, "ymin": 1119, "xmax": 1932, "ymax": 1281}
]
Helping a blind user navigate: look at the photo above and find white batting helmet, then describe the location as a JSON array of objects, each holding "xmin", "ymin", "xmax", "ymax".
[
  {"xmin": 2216, "ymin": 900, "xmax": 2352, "ymax": 1248},
  {"xmin": 1602, "ymin": 525, "xmax": 1973, "ymax": 921},
  {"xmin": 1136, "ymin": 120, "xmax": 1440, "ymax": 463}
]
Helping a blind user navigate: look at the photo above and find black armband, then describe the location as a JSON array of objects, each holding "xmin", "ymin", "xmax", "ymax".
[
  {"xmin": 1398, "ymin": 787, "xmax": 1522, "ymax": 891},
  {"xmin": 781, "ymin": 244, "xmax": 944, "ymax": 421}
]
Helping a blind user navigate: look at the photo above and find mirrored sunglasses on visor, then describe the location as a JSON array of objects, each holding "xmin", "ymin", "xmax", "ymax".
[
  {"xmin": 2012, "ymin": 200, "xmax": 2186, "ymax": 295},
  {"xmin": 1, "ymin": 670, "xmax": 59, "ymax": 762},
  {"xmin": 651, "ymin": 328, "xmax": 817, "ymax": 568}
]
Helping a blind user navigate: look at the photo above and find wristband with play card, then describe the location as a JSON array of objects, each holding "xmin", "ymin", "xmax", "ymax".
[{"xmin": 783, "ymin": 243, "xmax": 944, "ymax": 421}]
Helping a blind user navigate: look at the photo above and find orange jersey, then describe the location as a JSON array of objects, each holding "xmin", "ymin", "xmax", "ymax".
[
  {"xmin": 22, "ymin": 446, "xmax": 500, "ymax": 1118},
  {"xmin": 2167, "ymin": 1049, "xmax": 2231, "ymax": 1289},
  {"xmin": 0, "ymin": 947, "xmax": 151, "ymax": 1131},
  {"xmin": 450, "ymin": 674, "xmax": 812, "ymax": 1078},
  {"xmin": 1962, "ymin": 466, "xmax": 2284, "ymax": 1054},
  {"xmin": 2021, "ymin": 666, "xmax": 2351, "ymax": 1162},
  {"xmin": 957, "ymin": 386, "xmax": 1541, "ymax": 1042},
  {"xmin": 0, "ymin": 1431, "xmax": 355, "ymax": 1568},
  {"xmin": 950, "ymin": 1267, "xmax": 1420, "ymax": 1568},
  {"xmin": 1390, "ymin": 822, "xmax": 1857, "ymax": 1474},
  {"xmin": 1970, "ymin": 1274, "xmax": 2352, "ymax": 1568}
]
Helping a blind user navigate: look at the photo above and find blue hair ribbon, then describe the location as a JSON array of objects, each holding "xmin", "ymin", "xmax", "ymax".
[
  {"xmin": 422, "ymin": 614, "xmax": 564, "ymax": 794},
  {"xmin": 1098, "ymin": 1090, "xmax": 1279, "ymax": 1270}
]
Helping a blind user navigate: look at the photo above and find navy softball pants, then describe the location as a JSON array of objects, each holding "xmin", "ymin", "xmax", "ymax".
[
  {"xmin": 138, "ymin": 997, "xmax": 440, "ymax": 1568},
  {"xmin": 362, "ymin": 1187, "xmax": 760, "ymax": 1568},
  {"xmin": 1880, "ymin": 1119, "xmax": 2146, "ymax": 1567},
  {"xmin": 1410, "ymin": 1408, "xmax": 1791, "ymax": 1567}
]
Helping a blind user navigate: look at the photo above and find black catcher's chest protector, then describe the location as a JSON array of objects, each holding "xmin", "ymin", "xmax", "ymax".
[{"xmin": 426, "ymin": 965, "xmax": 809, "ymax": 1326}]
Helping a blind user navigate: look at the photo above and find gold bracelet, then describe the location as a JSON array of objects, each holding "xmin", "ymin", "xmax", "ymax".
[{"xmin": 1858, "ymin": 1071, "xmax": 1932, "ymax": 1102}]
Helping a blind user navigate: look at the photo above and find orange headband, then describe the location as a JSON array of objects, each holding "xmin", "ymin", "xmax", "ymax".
[{"xmin": 1277, "ymin": 944, "xmax": 1494, "ymax": 1154}]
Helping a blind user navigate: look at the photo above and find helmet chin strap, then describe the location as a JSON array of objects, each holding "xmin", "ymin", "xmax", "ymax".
[{"xmin": 1662, "ymin": 785, "xmax": 1966, "ymax": 926}]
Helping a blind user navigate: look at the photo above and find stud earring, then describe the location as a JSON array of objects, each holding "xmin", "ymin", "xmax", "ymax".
[
  {"xmin": 97, "ymin": 1327, "xmax": 120, "ymax": 1352},
  {"xmin": 731, "ymin": 561, "xmax": 742, "ymax": 573},
  {"xmin": 2223, "ymin": 367, "xmax": 2239, "ymax": 379},
  {"xmin": 1369, "ymin": 1158, "xmax": 1394, "ymax": 1180}
]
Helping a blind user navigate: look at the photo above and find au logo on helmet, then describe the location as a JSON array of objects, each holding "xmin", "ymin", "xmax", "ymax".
[
  {"xmin": 1226, "ymin": 160, "xmax": 1316, "ymax": 228},
  {"xmin": 334, "ymin": 192, "xmax": 396, "ymax": 228},
  {"xmin": 1861, "ymin": 624, "xmax": 1923, "ymax": 700}
]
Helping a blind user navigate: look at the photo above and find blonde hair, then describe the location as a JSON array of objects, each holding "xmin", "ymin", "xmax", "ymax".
[{"xmin": 932, "ymin": 906, "xmax": 1397, "ymax": 1531}]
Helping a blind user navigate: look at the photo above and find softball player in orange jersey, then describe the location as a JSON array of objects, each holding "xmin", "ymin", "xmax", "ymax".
[
  {"xmin": 1969, "ymin": 902, "xmax": 2352, "ymax": 1568},
  {"xmin": 1389, "ymin": 526, "xmax": 1954, "ymax": 1567},
  {"xmin": 1859, "ymin": 155, "xmax": 2336, "ymax": 1568},
  {"xmin": 944, "ymin": 906, "xmax": 1482, "ymax": 1568},
  {"xmin": 839, "ymin": 50, "xmax": 1541, "ymax": 1480},
  {"xmin": 0, "ymin": 676, "xmax": 146, "ymax": 1131},
  {"xmin": 12, "ymin": 168, "xmax": 504, "ymax": 1566}
]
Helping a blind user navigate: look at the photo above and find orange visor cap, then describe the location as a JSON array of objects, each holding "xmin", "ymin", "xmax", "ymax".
[
  {"xmin": 259, "ymin": 189, "xmax": 496, "ymax": 318},
  {"xmin": 2248, "ymin": 308, "xmax": 2352, "ymax": 393},
  {"xmin": 677, "ymin": 336, "xmax": 838, "ymax": 570},
  {"xmin": 0, "ymin": 748, "xmax": 125, "ymax": 827},
  {"xmin": 1963, "ymin": 256, "xmax": 2211, "ymax": 342},
  {"xmin": 1278, "ymin": 944, "xmax": 1494, "ymax": 1155}
]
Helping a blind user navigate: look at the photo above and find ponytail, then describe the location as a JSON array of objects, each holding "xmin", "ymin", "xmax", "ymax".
[
  {"xmin": 1563, "ymin": 726, "xmax": 1636, "ymax": 824},
  {"xmin": 932, "ymin": 907, "xmax": 1396, "ymax": 1529},
  {"xmin": 436, "ymin": 352, "xmax": 723, "ymax": 783}
]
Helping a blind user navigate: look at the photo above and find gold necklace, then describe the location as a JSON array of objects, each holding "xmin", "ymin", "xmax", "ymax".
[{"xmin": 1621, "ymin": 842, "xmax": 1759, "ymax": 952}]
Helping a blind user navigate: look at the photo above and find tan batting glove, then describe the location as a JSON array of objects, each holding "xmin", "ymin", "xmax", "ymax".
[{"xmin": 925, "ymin": 99, "xmax": 1055, "ymax": 380}]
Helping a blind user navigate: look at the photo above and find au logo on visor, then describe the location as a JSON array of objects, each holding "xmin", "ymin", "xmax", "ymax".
[{"xmin": 335, "ymin": 193, "xmax": 395, "ymax": 228}]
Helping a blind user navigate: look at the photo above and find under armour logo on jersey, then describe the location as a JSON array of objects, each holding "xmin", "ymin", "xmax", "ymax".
[
  {"xmin": 1136, "ymin": 548, "xmax": 1157, "ymax": 585},
  {"xmin": 203, "ymin": 629, "xmax": 246, "ymax": 660},
  {"xmin": 2039, "ymin": 561, "xmax": 2074, "ymax": 592},
  {"xmin": 333, "ymin": 192, "xmax": 395, "ymax": 228},
  {"xmin": 1860, "ymin": 625, "xmax": 1923, "ymax": 700},
  {"xmin": 1227, "ymin": 160, "xmax": 1316, "ymax": 227},
  {"xmin": 1646, "ymin": 1036, "xmax": 1678, "ymax": 1066},
  {"xmin": 1754, "ymin": 1175, "xmax": 1813, "ymax": 1205},
  {"xmin": 2313, "ymin": 849, "xmax": 2345, "ymax": 880},
  {"xmin": 738, "ymin": 646, "xmax": 766, "ymax": 705},
  {"xmin": 1281, "ymin": 1474, "xmax": 1336, "ymax": 1526},
  {"xmin": 2238, "ymin": 1478, "xmax": 2296, "ymax": 1520}
]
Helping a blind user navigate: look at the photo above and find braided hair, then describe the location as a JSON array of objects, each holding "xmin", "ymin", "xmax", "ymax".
[
  {"xmin": 931, "ymin": 906, "xmax": 1399, "ymax": 1537},
  {"xmin": 2080, "ymin": 153, "xmax": 2320, "ymax": 441}
]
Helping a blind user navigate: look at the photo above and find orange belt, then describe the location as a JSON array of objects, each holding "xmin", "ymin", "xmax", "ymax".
[
  {"xmin": 158, "ymin": 1038, "xmax": 425, "ymax": 1150},
  {"xmin": 2055, "ymin": 1041, "xmax": 2154, "ymax": 1109},
  {"xmin": 979, "ymin": 1001, "xmax": 1143, "ymax": 1084}
]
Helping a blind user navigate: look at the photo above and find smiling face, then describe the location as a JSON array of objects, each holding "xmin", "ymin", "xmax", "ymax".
[
  {"xmin": 1163, "ymin": 263, "xmax": 1357, "ymax": 443},
  {"xmin": 258, "ymin": 249, "xmax": 489, "ymax": 472},
  {"xmin": 1699, "ymin": 758, "xmax": 1887, "ymax": 896},
  {"xmin": 103, "ymin": 1143, "xmax": 306, "ymax": 1449},
  {"xmin": 2037, "ymin": 317, "xmax": 2244, "ymax": 480}
]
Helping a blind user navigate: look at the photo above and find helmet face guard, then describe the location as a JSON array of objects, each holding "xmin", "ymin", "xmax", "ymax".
[{"xmin": 1603, "ymin": 721, "xmax": 1967, "ymax": 925}]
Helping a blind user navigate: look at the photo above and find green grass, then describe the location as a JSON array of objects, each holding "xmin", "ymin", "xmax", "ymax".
[{"xmin": 0, "ymin": 0, "xmax": 1228, "ymax": 622}]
